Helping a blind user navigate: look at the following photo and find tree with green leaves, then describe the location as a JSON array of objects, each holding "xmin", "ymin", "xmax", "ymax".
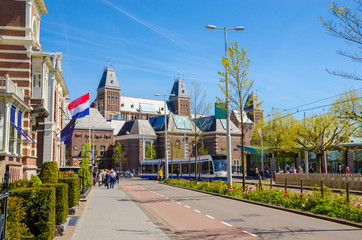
[
  {"xmin": 294, "ymin": 113, "xmax": 353, "ymax": 173},
  {"xmin": 112, "ymin": 142, "xmax": 127, "ymax": 169},
  {"xmin": 330, "ymin": 88, "xmax": 362, "ymax": 138},
  {"xmin": 79, "ymin": 140, "xmax": 92, "ymax": 193},
  {"xmin": 217, "ymin": 41, "xmax": 254, "ymax": 190},
  {"xmin": 145, "ymin": 142, "xmax": 156, "ymax": 159},
  {"xmin": 319, "ymin": 0, "xmax": 362, "ymax": 81},
  {"xmin": 190, "ymin": 80, "xmax": 212, "ymax": 180},
  {"xmin": 252, "ymin": 111, "xmax": 297, "ymax": 171}
]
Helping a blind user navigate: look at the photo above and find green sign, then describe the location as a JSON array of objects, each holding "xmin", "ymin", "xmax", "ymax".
[{"xmin": 215, "ymin": 102, "xmax": 226, "ymax": 119}]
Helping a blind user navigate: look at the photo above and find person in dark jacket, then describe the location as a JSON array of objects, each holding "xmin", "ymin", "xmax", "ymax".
[{"xmin": 106, "ymin": 170, "xmax": 111, "ymax": 189}]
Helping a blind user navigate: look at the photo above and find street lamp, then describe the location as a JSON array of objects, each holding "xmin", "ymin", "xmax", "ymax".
[
  {"xmin": 154, "ymin": 93, "xmax": 175, "ymax": 179},
  {"xmin": 206, "ymin": 24, "xmax": 245, "ymax": 191}
]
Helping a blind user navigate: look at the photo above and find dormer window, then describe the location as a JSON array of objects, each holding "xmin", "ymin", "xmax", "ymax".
[
  {"xmin": 111, "ymin": 80, "xmax": 114, "ymax": 84},
  {"xmin": 161, "ymin": 107, "xmax": 164, "ymax": 111},
  {"xmin": 121, "ymin": 103, "xmax": 124, "ymax": 107},
  {"xmin": 131, "ymin": 104, "xmax": 134, "ymax": 108}
]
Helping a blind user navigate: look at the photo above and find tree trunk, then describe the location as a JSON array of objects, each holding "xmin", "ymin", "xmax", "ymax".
[{"xmin": 316, "ymin": 153, "xmax": 323, "ymax": 173}]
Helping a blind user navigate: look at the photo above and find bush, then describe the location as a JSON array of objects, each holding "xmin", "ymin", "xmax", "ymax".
[
  {"xmin": 58, "ymin": 178, "xmax": 81, "ymax": 208},
  {"xmin": 6, "ymin": 196, "xmax": 34, "ymax": 239},
  {"xmin": 30, "ymin": 175, "xmax": 42, "ymax": 187},
  {"xmin": 9, "ymin": 179, "xmax": 32, "ymax": 190},
  {"xmin": 40, "ymin": 183, "xmax": 68, "ymax": 225},
  {"xmin": 10, "ymin": 187, "xmax": 56, "ymax": 240},
  {"xmin": 39, "ymin": 161, "xmax": 59, "ymax": 184}
]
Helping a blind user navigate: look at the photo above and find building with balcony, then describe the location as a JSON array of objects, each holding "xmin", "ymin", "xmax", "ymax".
[{"xmin": 0, "ymin": 0, "xmax": 68, "ymax": 179}]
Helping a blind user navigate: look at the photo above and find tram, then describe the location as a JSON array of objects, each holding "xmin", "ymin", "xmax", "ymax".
[{"xmin": 139, "ymin": 154, "xmax": 227, "ymax": 181}]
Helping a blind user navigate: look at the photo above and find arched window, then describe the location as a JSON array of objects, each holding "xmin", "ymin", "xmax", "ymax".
[{"xmin": 107, "ymin": 96, "xmax": 110, "ymax": 106}]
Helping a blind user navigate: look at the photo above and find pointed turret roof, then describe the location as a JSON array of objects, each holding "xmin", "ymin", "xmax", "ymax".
[
  {"xmin": 97, "ymin": 66, "xmax": 121, "ymax": 90},
  {"xmin": 170, "ymin": 77, "xmax": 190, "ymax": 99}
]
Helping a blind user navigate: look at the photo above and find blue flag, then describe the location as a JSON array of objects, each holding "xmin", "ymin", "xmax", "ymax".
[{"xmin": 61, "ymin": 119, "xmax": 76, "ymax": 144}]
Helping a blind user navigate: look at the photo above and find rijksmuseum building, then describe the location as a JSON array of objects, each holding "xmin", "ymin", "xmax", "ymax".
[{"xmin": 68, "ymin": 65, "xmax": 261, "ymax": 173}]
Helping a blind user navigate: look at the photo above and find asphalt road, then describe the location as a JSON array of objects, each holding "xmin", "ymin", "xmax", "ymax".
[{"xmin": 128, "ymin": 179, "xmax": 361, "ymax": 240}]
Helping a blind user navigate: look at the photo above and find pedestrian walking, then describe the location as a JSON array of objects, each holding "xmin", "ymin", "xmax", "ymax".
[
  {"xmin": 106, "ymin": 170, "xmax": 111, "ymax": 189},
  {"xmin": 309, "ymin": 165, "xmax": 314, "ymax": 173},
  {"xmin": 116, "ymin": 171, "xmax": 120, "ymax": 183},
  {"xmin": 97, "ymin": 170, "xmax": 103, "ymax": 187},
  {"xmin": 345, "ymin": 166, "xmax": 350, "ymax": 174},
  {"xmin": 176, "ymin": 167, "xmax": 180, "ymax": 179},
  {"xmin": 110, "ymin": 169, "xmax": 116, "ymax": 188},
  {"xmin": 338, "ymin": 165, "xmax": 343, "ymax": 174},
  {"xmin": 298, "ymin": 166, "xmax": 303, "ymax": 174},
  {"xmin": 157, "ymin": 168, "xmax": 163, "ymax": 182}
]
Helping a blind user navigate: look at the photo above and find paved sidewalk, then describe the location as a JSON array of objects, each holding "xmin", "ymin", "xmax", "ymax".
[{"xmin": 71, "ymin": 184, "xmax": 173, "ymax": 240}]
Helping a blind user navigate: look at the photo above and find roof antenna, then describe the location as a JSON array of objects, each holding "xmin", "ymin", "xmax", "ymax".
[{"xmin": 107, "ymin": 57, "xmax": 110, "ymax": 67}]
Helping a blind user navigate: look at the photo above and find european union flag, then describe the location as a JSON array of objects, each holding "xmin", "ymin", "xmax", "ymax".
[{"xmin": 61, "ymin": 119, "xmax": 77, "ymax": 144}]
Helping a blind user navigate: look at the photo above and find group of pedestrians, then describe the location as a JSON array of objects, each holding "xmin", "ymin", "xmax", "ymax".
[{"xmin": 95, "ymin": 169, "xmax": 119, "ymax": 189}]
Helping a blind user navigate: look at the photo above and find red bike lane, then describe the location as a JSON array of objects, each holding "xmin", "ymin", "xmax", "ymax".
[{"xmin": 120, "ymin": 182, "xmax": 263, "ymax": 240}]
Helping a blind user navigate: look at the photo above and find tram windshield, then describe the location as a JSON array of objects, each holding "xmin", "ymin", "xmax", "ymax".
[{"xmin": 213, "ymin": 159, "xmax": 227, "ymax": 172}]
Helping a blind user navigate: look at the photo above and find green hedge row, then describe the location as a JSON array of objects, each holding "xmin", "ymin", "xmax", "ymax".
[
  {"xmin": 40, "ymin": 183, "xmax": 68, "ymax": 225},
  {"xmin": 10, "ymin": 187, "xmax": 56, "ymax": 240},
  {"xmin": 59, "ymin": 178, "xmax": 81, "ymax": 208},
  {"xmin": 6, "ymin": 196, "xmax": 33, "ymax": 239}
]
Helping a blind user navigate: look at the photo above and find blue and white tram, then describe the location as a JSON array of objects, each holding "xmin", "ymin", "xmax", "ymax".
[{"xmin": 139, "ymin": 154, "xmax": 227, "ymax": 181}]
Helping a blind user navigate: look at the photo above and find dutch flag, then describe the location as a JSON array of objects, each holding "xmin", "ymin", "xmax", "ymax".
[{"xmin": 68, "ymin": 93, "xmax": 90, "ymax": 119}]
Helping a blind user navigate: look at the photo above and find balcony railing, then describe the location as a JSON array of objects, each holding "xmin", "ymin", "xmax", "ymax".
[{"xmin": 0, "ymin": 74, "xmax": 24, "ymax": 101}]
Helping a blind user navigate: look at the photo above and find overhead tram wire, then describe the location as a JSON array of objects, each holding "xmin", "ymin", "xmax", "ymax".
[
  {"xmin": 281, "ymin": 87, "xmax": 362, "ymax": 113},
  {"xmin": 260, "ymin": 96, "xmax": 362, "ymax": 127}
]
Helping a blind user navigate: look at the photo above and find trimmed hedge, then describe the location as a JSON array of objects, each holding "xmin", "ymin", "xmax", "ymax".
[
  {"xmin": 6, "ymin": 196, "xmax": 34, "ymax": 239},
  {"xmin": 10, "ymin": 187, "xmax": 56, "ymax": 240},
  {"xmin": 39, "ymin": 161, "xmax": 59, "ymax": 183},
  {"xmin": 59, "ymin": 178, "xmax": 81, "ymax": 208},
  {"xmin": 30, "ymin": 174, "xmax": 42, "ymax": 187},
  {"xmin": 9, "ymin": 179, "xmax": 32, "ymax": 190},
  {"xmin": 40, "ymin": 183, "xmax": 68, "ymax": 225}
]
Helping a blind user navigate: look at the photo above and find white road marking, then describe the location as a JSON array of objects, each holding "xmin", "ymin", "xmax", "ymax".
[
  {"xmin": 177, "ymin": 202, "xmax": 182, "ymax": 205},
  {"xmin": 221, "ymin": 221, "xmax": 232, "ymax": 227},
  {"xmin": 242, "ymin": 230, "xmax": 258, "ymax": 237},
  {"xmin": 184, "ymin": 205, "xmax": 190, "ymax": 208},
  {"xmin": 206, "ymin": 215, "xmax": 215, "ymax": 219},
  {"xmin": 194, "ymin": 209, "xmax": 201, "ymax": 213}
]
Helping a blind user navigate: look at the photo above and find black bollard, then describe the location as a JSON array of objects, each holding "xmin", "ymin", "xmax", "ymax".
[
  {"xmin": 321, "ymin": 180, "xmax": 324, "ymax": 198},
  {"xmin": 346, "ymin": 182, "xmax": 350, "ymax": 203},
  {"xmin": 285, "ymin": 178, "xmax": 287, "ymax": 192},
  {"xmin": 301, "ymin": 179, "xmax": 303, "ymax": 194},
  {"xmin": 259, "ymin": 175, "xmax": 262, "ymax": 190}
]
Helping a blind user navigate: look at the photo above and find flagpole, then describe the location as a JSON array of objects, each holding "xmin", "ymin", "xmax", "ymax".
[{"xmin": 88, "ymin": 90, "xmax": 91, "ymax": 150}]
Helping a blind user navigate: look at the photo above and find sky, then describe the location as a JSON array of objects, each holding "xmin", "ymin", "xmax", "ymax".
[{"xmin": 40, "ymin": 0, "xmax": 361, "ymax": 119}]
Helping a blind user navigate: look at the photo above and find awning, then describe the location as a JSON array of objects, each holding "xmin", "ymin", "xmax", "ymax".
[
  {"xmin": 237, "ymin": 145, "xmax": 272, "ymax": 157},
  {"xmin": 10, "ymin": 122, "xmax": 36, "ymax": 143}
]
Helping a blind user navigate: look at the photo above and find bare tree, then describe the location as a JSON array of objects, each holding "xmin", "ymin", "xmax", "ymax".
[
  {"xmin": 190, "ymin": 80, "xmax": 212, "ymax": 180},
  {"xmin": 319, "ymin": 0, "xmax": 362, "ymax": 81}
]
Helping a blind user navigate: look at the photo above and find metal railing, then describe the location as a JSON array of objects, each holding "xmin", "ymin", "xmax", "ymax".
[
  {"xmin": 0, "ymin": 74, "xmax": 24, "ymax": 101},
  {"xmin": 0, "ymin": 165, "xmax": 10, "ymax": 239}
]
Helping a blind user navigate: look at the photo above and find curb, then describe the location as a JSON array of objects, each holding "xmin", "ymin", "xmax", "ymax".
[{"xmin": 163, "ymin": 183, "xmax": 362, "ymax": 229}]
